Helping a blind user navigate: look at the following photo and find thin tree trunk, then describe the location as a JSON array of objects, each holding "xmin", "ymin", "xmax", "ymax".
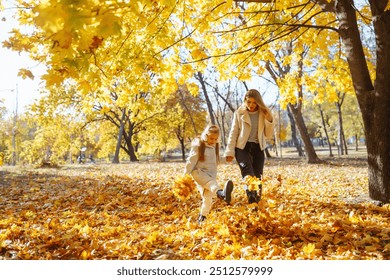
[
  {"xmin": 178, "ymin": 87, "xmax": 198, "ymax": 135},
  {"xmin": 293, "ymin": 52, "xmax": 321, "ymax": 163},
  {"xmin": 196, "ymin": 72, "xmax": 216, "ymax": 124},
  {"xmin": 180, "ymin": 137, "xmax": 186, "ymax": 162},
  {"xmin": 355, "ymin": 134, "xmax": 359, "ymax": 151},
  {"xmin": 289, "ymin": 104, "xmax": 322, "ymax": 163},
  {"xmin": 175, "ymin": 125, "xmax": 186, "ymax": 162},
  {"xmin": 342, "ymin": 129, "xmax": 348, "ymax": 155},
  {"xmin": 112, "ymin": 109, "xmax": 126, "ymax": 164},
  {"xmin": 273, "ymin": 131, "xmax": 279, "ymax": 157},
  {"xmin": 336, "ymin": 101, "xmax": 345, "ymax": 155},
  {"xmin": 318, "ymin": 105, "xmax": 333, "ymax": 157},
  {"xmin": 287, "ymin": 106, "xmax": 304, "ymax": 157}
]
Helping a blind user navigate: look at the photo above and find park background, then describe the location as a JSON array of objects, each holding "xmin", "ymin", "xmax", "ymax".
[{"xmin": 0, "ymin": 0, "xmax": 389, "ymax": 260}]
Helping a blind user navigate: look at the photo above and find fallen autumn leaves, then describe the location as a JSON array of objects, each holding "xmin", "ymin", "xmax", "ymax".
[{"xmin": 0, "ymin": 158, "xmax": 389, "ymax": 260}]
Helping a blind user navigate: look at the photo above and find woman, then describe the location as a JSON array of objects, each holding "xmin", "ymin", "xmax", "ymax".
[{"xmin": 225, "ymin": 89, "xmax": 274, "ymax": 203}]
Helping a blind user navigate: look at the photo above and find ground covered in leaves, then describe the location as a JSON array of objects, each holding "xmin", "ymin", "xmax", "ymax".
[{"xmin": 0, "ymin": 157, "xmax": 389, "ymax": 260}]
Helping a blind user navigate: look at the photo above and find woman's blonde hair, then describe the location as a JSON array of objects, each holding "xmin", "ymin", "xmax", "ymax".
[
  {"xmin": 198, "ymin": 124, "xmax": 220, "ymax": 162},
  {"xmin": 244, "ymin": 89, "xmax": 267, "ymax": 111}
]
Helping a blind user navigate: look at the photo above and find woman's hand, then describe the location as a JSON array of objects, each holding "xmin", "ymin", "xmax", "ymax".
[
  {"xmin": 262, "ymin": 108, "xmax": 273, "ymax": 122},
  {"xmin": 226, "ymin": 156, "xmax": 234, "ymax": 163}
]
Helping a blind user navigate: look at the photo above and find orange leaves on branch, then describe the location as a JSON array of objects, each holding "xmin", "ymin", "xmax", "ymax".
[
  {"xmin": 17, "ymin": 68, "xmax": 34, "ymax": 80},
  {"xmin": 171, "ymin": 174, "xmax": 196, "ymax": 201},
  {"xmin": 89, "ymin": 36, "xmax": 104, "ymax": 52}
]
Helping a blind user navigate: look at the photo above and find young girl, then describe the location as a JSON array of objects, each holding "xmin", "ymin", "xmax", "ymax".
[
  {"xmin": 225, "ymin": 89, "xmax": 274, "ymax": 203},
  {"xmin": 184, "ymin": 124, "xmax": 233, "ymax": 223}
]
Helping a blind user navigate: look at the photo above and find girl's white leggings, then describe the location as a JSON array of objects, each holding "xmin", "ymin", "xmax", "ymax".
[{"xmin": 198, "ymin": 180, "xmax": 219, "ymax": 216}]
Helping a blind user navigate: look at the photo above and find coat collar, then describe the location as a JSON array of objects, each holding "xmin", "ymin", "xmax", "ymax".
[{"xmin": 238, "ymin": 105, "xmax": 257, "ymax": 124}]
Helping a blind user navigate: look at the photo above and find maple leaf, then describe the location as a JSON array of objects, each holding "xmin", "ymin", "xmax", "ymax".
[
  {"xmin": 302, "ymin": 243, "xmax": 316, "ymax": 255},
  {"xmin": 98, "ymin": 13, "xmax": 122, "ymax": 38},
  {"xmin": 17, "ymin": 68, "xmax": 34, "ymax": 80},
  {"xmin": 42, "ymin": 72, "xmax": 64, "ymax": 87},
  {"xmin": 191, "ymin": 48, "xmax": 207, "ymax": 60},
  {"xmin": 89, "ymin": 36, "xmax": 104, "ymax": 51},
  {"xmin": 348, "ymin": 211, "xmax": 363, "ymax": 224},
  {"xmin": 52, "ymin": 29, "xmax": 73, "ymax": 49}
]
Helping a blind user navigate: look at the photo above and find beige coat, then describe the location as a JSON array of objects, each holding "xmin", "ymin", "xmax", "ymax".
[
  {"xmin": 184, "ymin": 138, "xmax": 218, "ymax": 187},
  {"xmin": 225, "ymin": 105, "xmax": 274, "ymax": 158}
]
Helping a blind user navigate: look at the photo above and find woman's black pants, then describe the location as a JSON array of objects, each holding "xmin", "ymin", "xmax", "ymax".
[{"xmin": 235, "ymin": 142, "xmax": 265, "ymax": 180}]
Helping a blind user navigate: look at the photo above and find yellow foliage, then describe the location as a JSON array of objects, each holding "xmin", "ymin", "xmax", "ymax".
[
  {"xmin": 302, "ymin": 243, "xmax": 316, "ymax": 255},
  {"xmin": 244, "ymin": 175, "xmax": 262, "ymax": 191},
  {"xmin": 171, "ymin": 174, "xmax": 196, "ymax": 201},
  {"xmin": 51, "ymin": 29, "xmax": 73, "ymax": 49},
  {"xmin": 17, "ymin": 68, "xmax": 35, "ymax": 80},
  {"xmin": 32, "ymin": 2, "xmax": 68, "ymax": 33},
  {"xmin": 0, "ymin": 161, "xmax": 389, "ymax": 260}
]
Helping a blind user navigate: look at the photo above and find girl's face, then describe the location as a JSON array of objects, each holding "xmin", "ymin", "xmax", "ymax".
[
  {"xmin": 206, "ymin": 132, "xmax": 219, "ymax": 145},
  {"xmin": 245, "ymin": 97, "xmax": 258, "ymax": 112}
]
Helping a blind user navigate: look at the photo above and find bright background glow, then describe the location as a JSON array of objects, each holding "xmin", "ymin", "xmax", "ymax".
[{"xmin": 0, "ymin": 3, "xmax": 45, "ymax": 116}]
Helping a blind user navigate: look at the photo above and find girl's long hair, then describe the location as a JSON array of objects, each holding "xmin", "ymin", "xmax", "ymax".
[{"xmin": 198, "ymin": 124, "xmax": 220, "ymax": 162}]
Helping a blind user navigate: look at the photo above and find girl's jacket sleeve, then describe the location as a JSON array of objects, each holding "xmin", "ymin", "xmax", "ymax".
[{"xmin": 184, "ymin": 139, "xmax": 199, "ymax": 175}]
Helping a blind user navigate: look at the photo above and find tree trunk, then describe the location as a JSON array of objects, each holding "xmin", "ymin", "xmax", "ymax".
[
  {"xmin": 123, "ymin": 123, "xmax": 139, "ymax": 162},
  {"xmin": 291, "ymin": 52, "xmax": 322, "ymax": 163},
  {"xmin": 287, "ymin": 106, "xmax": 304, "ymax": 157},
  {"xmin": 175, "ymin": 125, "xmax": 186, "ymax": 162},
  {"xmin": 112, "ymin": 109, "xmax": 126, "ymax": 164},
  {"xmin": 342, "ymin": 128, "xmax": 348, "ymax": 155},
  {"xmin": 196, "ymin": 72, "xmax": 216, "ymax": 124},
  {"xmin": 318, "ymin": 105, "xmax": 333, "ymax": 157},
  {"xmin": 180, "ymin": 137, "xmax": 186, "ymax": 162},
  {"xmin": 288, "ymin": 104, "xmax": 322, "ymax": 163},
  {"xmin": 365, "ymin": 1, "xmax": 390, "ymax": 203},
  {"xmin": 335, "ymin": 101, "xmax": 345, "ymax": 155},
  {"xmin": 333, "ymin": 0, "xmax": 390, "ymax": 202},
  {"xmin": 355, "ymin": 134, "xmax": 359, "ymax": 151},
  {"xmin": 178, "ymin": 87, "xmax": 199, "ymax": 135},
  {"xmin": 273, "ymin": 131, "xmax": 279, "ymax": 157},
  {"xmin": 213, "ymin": 86, "xmax": 232, "ymax": 148}
]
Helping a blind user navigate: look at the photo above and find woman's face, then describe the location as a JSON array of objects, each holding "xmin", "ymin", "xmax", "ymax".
[{"xmin": 245, "ymin": 97, "xmax": 258, "ymax": 112}]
